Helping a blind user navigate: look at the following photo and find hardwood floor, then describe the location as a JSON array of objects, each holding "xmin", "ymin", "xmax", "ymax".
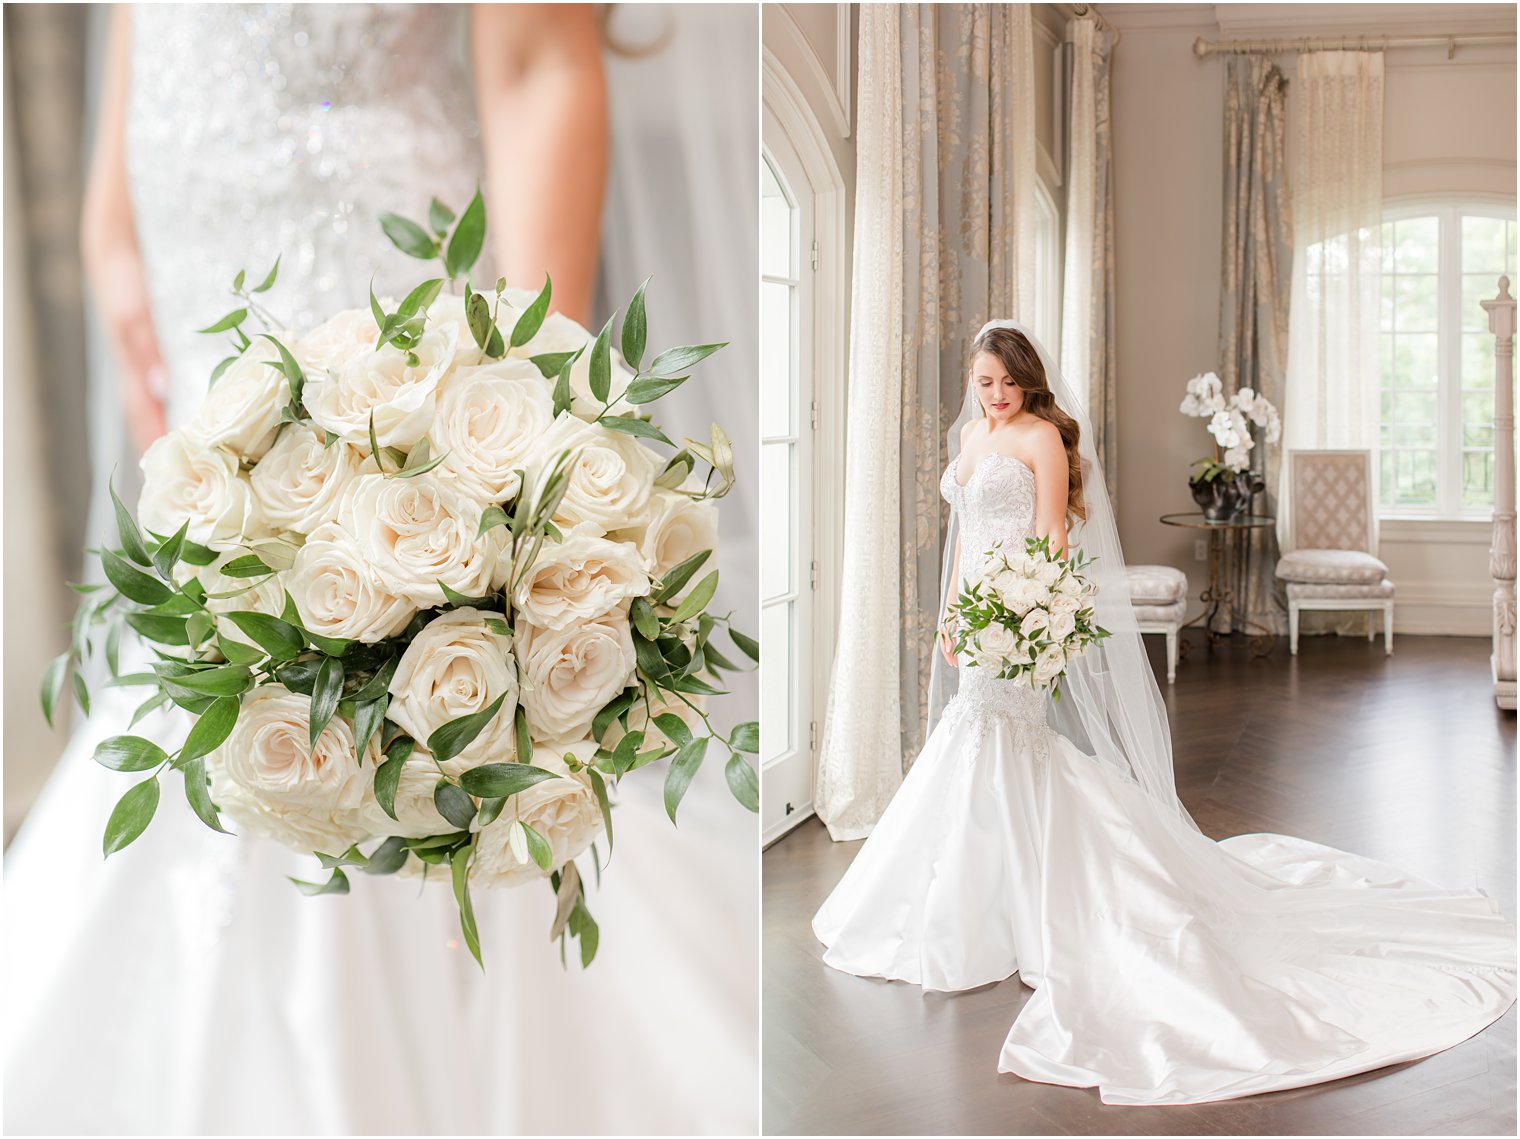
[{"xmin": 763, "ymin": 633, "xmax": 1517, "ymax": 1136}]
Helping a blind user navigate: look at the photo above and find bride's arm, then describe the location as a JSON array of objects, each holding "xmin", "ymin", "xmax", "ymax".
[
  {"xmin": 81, "ymin": 5, "xmax": 167, "ymax": 455},
  {"xmin": 471, "ymin": 5, "xmax": 608, "ymax": 326},
  {"xmin": 1028, "ymin": 421, "xmax": 1071, "ymax": 558}
]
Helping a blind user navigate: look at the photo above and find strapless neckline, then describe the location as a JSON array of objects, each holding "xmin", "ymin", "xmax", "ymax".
[{"xmin": 952, "ymin": 450, "xmax": 1035, "ymax": 489}]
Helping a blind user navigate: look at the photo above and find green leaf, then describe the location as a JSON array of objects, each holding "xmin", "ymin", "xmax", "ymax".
[
  {"xmin": 124, "ymin": 612, "xmax": 190, "ymax": 647},
  {"xmin": 458, "ymin": 761, "xmax": 559, "ymax": 799},
  {"xmin": 251, "ymin": 255, "xmax": 281, "ymax": 293},
  {"xmin": 450, "ymin": 845, "xmax": 483, "ymax": 968},
  {"xmin": 208, "ymin": 354, "xmax": 238, "ymax": 388},
  {"xmin": 40, "ymin": 652, "xmax": 69, "ymax": 728},
  {"xmin": 369, "ymin": 279, "xmax": 387, "ymax": 329},
  {"xmin": 521, "ymin": 821, "xmax": 554, "ymax": 871},
  {"xmin": 150, "ymin": 521, "xmax": 190, "ymax": 580},
  {"xmin": 363, "ymin": 835, "xmax": 409, "ymax": 875},
  {"xmin": 179, "ymin": 538, "xmax": 219, "ymax": 567},
  {"xmin": 652, "ymin": 712, "xmax": 693, "ymax": 748},
  {"xmin": 220, "ymin": 554, "xmax": 274, "ymax": 579},
  {"xmin": 180, "ymin": 755, "xmax": 230, "ymax": 833},
  {"xmin": 665, "ymin": 672, "xmax": 728, "ymax": 697},
  {"xmin": 598, "ymin": 415, "xmax": 674, "ymax": 448},
  {"xmin": 572, "ymin": 897, "xmax": 599, "ymax": 968},
  {"xmin": 158, "ymin": 664, "xmax": 252, "ymax": 697},
  {"xmin": 396, "ymin": 277, "xmax": 445, "ymax": 319},
  {"xmin": 651, "ymin": 549, "xmax": 711, "ymax": 605},
  {"xmin": 233, "ymin": 268, "xmax": 246, "ymax": 292},
  {"xmin": 305, "ymin": 629, "xmax": 351, "ymax": 658},
  {"xmin": 510, "ymin": 274, "xmax": 552, "ymax": 348},
  {"xmin": 646, "ymin": 342, "xmax": 726, "ymax": 378},
  {"xmin": 110, "ymin": 482, "xmax": 151, "ymax": 566},
  {"xmin": 374, "ymin": 751, "xmax": 405, "ymax": 821},
  {"xmin": 103, "ymin": 777, "xmax": 160, "ymax": 856},
  {"xmin": 94, "ymin": 734, "xmax": 169, "ymax": 772},
  {"xmin": 353, "ymin": 696, "xmax": 388, "ymax": 757},
  {"xmin": 223, "ymin": 611, "xmax": 304, "ymax": 661},
  {"xmin": 428, "ymin": 197, "xmax": 455, "ymax": 235},
  {"xmin": 436, "ymin": 580, "xmax": 494, "ymax": 609},
  {"xmin": 530, "ymin": 351, "xmax": 577, "ymax": 380},
  {"xmin": 465, "ymin": 288, "xmax": 493, "ymax": 351},
  {"xmin": 671, "ymin": 570, "xmax": 720, "ymax": 623},
  {"xmin": 623, "ymin": 374, "xmax": 689, "ymax": 405},
  {"xmin": 609, "ymin": 729, "xmax": 646, "ymax": 777},
  {"xmin": 730, "ymin": 627, "xmax": 760, "ymax": 662},
  {"xmin": 180, "ymin": 696, "xmax": 239, "ymax": 765},
  {"xmin": 347, "ymin": 654, "xmax": 400, "ymax": 704},
  {"xmin": 476, "ymin": 794, "xmax": 508, "ymax": 828},
  {"xmin": 477, "ymin": 505, "xmax": 510, "ymax": 537},
  {"xmin": 729, "ymin": 720, "xmax": 760, "ymax": 754},
  {"xmin": 514, "ymin": 704, "xmax": 533, "ymax": 763},
  {"xmin": 663, "ymin": 736, "xmax": 708, "ymax": 824},
  {"xmin": 289, "ymin": 867, "xmax": 350, "ymax": 896},
  {"xmin": 621, "ymin": 277, "xmax": 650, "ymax": 371},
  {"xmin": 587, "ymin": 766, "xmax": 614, "ymax": 850},
  {"xmin": 591, "ymin": 687, "xmax": 636, "ymax": 742},
  {"xmin": 426, "ymin": 692, "xmax": 508, "ymax": 766},
  {"xmin": 259, "ymin": 334, "xmax": 307, "ymax": 404},
  {"xmin": 444, "ymin": 187, "xmax": 486, "ymax": 279},
  {"xmin": 630, "ymin": 596, "xmax": 659, "ymax": 640},
  {"xmin": 378, "ymin": 212, "xmax": 438, "ymax": 259},
  {"xmin": 552, "ymin": 351, "xmax": 579, "ymax": 418},
  {"xmin": 309, "ymin": 656, "xmax": 344, "ymax": 749},
  {"xmin": 724, "ymin": 753, "xmax": 759, "ymax": 812},
  {"xmin": 100, "ymin": 548, "xmax": 171, "ymax": 606},
  {"xmin": 588, "ymin": 316, "xmax": 615, "ymax": 404},
  {"xmin": 434, "ymin": 779, "xmax": 478, "ymax": 830},
  {"xmin": 197, "ymin": 308, "xmax": 248, "ymax": 334}
]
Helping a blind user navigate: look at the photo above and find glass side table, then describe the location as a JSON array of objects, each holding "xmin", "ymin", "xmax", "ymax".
[{"xmin": 1159, "ymin": 512, "xmax": 1276, "ymax": 658}]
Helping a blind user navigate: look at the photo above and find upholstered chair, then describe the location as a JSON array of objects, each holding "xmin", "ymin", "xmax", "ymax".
[
  {"xmin": 1126, "ymin": 565, "xmax": 1188, "ymax": 683},
  {"xmin": 1274, "ymin": 450, "xmax": 1394, "ymax": 655}
]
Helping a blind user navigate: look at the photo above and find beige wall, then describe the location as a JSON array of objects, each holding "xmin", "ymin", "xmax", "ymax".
[{"xmin": 1106, "ymin": 2, "xmax": 1516, "ymax": 635}]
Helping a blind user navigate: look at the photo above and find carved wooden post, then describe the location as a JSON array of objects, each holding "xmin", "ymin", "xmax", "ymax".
[{"xmin": 1481, "ymin": 276, "xmax": 1516, "ymax": 710}]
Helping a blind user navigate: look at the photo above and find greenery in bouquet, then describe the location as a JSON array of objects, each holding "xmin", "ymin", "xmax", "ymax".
[
  {"xmin": 42, "ymin": 190, "xmax": 758, "ymax": 969},
  {"xmin": 948, "ymin": 534, "xmax": 1109, "ymax": 700}
]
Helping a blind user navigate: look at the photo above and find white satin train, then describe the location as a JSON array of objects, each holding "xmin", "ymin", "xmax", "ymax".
[{"xmin": 812, "ymin": 679, "xmax": 1517, "ymax": 1106}]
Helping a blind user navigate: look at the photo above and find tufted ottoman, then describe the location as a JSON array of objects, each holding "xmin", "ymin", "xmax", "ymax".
[{"xmin": 1125, "ymin": 565, "xmax": 1189, "ymax": 683}]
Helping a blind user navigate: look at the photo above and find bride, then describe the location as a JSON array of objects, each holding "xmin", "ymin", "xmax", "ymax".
[
  {"xmin": 5, "ymin": 6, "xmax": 755, "ymax": 1134},
  {"xmin": 812, "ymin": 319, "xmax": 1517, "ymax": 1105}
]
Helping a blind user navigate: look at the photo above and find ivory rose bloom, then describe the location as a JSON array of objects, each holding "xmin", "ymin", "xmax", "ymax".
[
  {"xmin": 1048, "ymin": 610, "xmax": 1078, "ymax": 642},
  {"xmin": 431, "ymin": 360, "xmax": 555, "ymax": 505},
  {"xmin": 340, "ymin": 473, "xmax": 507, "ymax": 607},
  {"xmin": 359, "ymin": 753, "xmax": 452, "ymax": 839},
  {"xmin": 206, "ymin": 687, "xmax": 376, "ymax": 853},
  {"xmin": 304, "ymin": 322, "xmax": 458, "ymax": 449},
  {"xmin": 469, "ymin": 742, "xmax": 603, "ymax": 888},
  {"xmin": 195, "ymin": 552, "xmax": 289, "ymax": 647},
  {"xmin": 190, "ymin": 340, "xmax": 287, "ymax": 460},
  {"xmin": 387, "ymin": 608, "xmax": 519, "ymax": 766},
  {"xmin": 287, "ymin": 522, "xmax": 414, "ymax": 643},
  {"xmin": 517, "ymin": 611, "xmax": 636, "ymax": 742},
  {"xmin": 296, "ymin": 307, "xmax": 384, "ymax": 376},
  {"xmin": 250, "ymin": 423, "xmax": 365, "ymax": 534},
  {"xmin": 973, "ymin": 624, "xmax": 1019, "ymax": 667},
  {"xmin": 1049, "ymin": 592, "xmax": 1082, "ymax": 615},
  {"xmin": 532, "ymin": 416, "xmax": 661, "ymax": 537},
  {"xmin": 1034, "ymin": 557, "xmax": 1065, "ymax": 587},
  {"xmin": 502, "ymin": 298, "xmax": 634, "ymax": 419},
  {"xmin": 1000, "ymin": 575, "xmax": 1050, "ymax": 617},
  {"xmin": 1019, "ymin": 607, "xmax": 1052, "ymax": 640},
  {"xmin": 1033, "ymin": 643, "xmax": 1067, "ymax": 686},
  {"xmin": 138, "ymin": 428, "xmax": 263, "ymax": 551},
  {"xmin": 511, "ymin": 527, "xmax": 649, "ymax": 630},
  {"xmin": 615, "ymin": 486, "xmax": 719, "ymax": 604}
]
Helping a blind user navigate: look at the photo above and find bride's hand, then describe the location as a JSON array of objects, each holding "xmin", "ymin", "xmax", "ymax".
[
  {"xmin": 89, "ymin": 246, "xmax": 168, "ymax": 455},
  {"xmin": 938, "ymin": 617, "xmax": 957, "ymax": 666}
]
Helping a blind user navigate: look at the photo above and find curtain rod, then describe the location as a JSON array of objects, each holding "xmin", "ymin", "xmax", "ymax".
[
  {"xmin": 1194, "ymin": 32, "xmax": 1516, "ymax": 59},
  {"xmin": 1071, "ymin": 4, "xmax": 1120, "ymax": 44}
]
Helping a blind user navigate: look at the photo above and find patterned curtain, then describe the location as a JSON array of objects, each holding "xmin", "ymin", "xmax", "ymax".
[
  {"xmin": 1218, "ymin": 56, "xmax": 1292, "ymax": 636},
  {"xmin": 1061, "ymin": 18, "xmax": 1119, "ymax": 510},
  {"xmin": 815, "ymin": 3, "xmax": 1037, "ymax": 840}
]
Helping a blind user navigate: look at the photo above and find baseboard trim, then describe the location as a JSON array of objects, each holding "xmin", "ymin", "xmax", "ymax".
[{"xmin": 763, "ymin": 804, "xmax": 816, "ymax": 847}]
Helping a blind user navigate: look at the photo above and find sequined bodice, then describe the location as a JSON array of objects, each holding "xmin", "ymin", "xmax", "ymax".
[{"xmin": 125, "ymin": 4, "xmax": 485, "ymax": 424}]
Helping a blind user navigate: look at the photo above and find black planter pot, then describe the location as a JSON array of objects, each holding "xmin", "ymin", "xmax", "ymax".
[{"xmin": 1189, "ymin": 473, "xmax": 1251, "ymax": 523}]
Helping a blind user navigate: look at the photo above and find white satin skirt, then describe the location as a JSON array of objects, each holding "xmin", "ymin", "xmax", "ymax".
[
  {"xmin": 5, "ymin": 664, "xmax": 758, "ymax": 1135},
  {"xmin": 811, "ymin": 681, "xmax": 1517, "ymax": 1106}
]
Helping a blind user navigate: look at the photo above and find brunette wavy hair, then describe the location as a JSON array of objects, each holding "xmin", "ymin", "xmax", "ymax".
[{"xmin": 968, "ymin": 325, "xmax": 1088, "ymax": 527}]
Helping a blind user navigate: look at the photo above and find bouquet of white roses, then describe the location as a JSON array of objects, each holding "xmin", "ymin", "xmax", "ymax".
[
  {"xmin": 947, "ymin": 535, "xmax": 1109, "ymax": 700},
  {"xmin": 44, "ymin": 191, "xmax": 757, "ymax": 969}
]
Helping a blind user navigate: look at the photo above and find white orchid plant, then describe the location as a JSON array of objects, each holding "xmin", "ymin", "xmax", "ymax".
[{"xmin": 1179, "ymin": 371, "xmax": 1281, "ymax": 482}]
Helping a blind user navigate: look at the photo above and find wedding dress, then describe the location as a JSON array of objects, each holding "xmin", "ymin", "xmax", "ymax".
[
  {"xmin": 812, "ymin": 446, "xmax": 1517, "ymax": 1106},
  {"xmin": 4, "ymin": 7, "xmax": 756, "ymax": 1134}
]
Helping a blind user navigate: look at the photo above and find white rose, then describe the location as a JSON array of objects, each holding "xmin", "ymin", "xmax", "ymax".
[
  {"xmin": 249, "ymin": 423, "xmax": 365, "ymax": 535},
  {"xmin": 287, "ymin": 521, "xmax": 415, "ymax": 644},
  {"xmin": 613, "ymin": 486, "xmax": 719, "ymax": 604},
  {"xmin": 193, "ymin": 551, "xmax": 289, "ymax": 648},
  {"xmin": 387, "ymin": 608, "xmax": 519, "ymax": 766},
  {"xmin": 190, "ymin": 340, "xmax": 287, "ymax": 460},
  {"xmin": 602, "ymin": 685, "xmax": 708, "ymax": 751},
  {"xmin": 517, "ymin": 611, "xmax": 636, "ymax": 743},
  {"xmin": 1032, "ymin": 643, "xmax": 1067, "ymax": 686},
  {"xmin": 139, "ymin": 428, "xmax": 264, "ymax": 551},
  {"xmin": 431, "ymin": 360, "xmax": 555, "ymax": 506},
  {"xmin": 295, "ymin": 307, "xmax": 383, "ymax": 377},
  {"xmin": 1034, "ymin": 557, "xmax": 1064, "ymax": 587},
  {"xmin": 1019, "ymin": 606, "xmax": 1052, "ymax": 640},
  {"xmin": 427, "ymin": 293, "xmax": 526, "ymax": 356},
  {"xmin": 304, "ymin": 322, "xmax": 458, "ymax": 450},
  {"xmin": 974, "ymin": 623, "xmax": 1018, "ymax": 666},
  {"xmin": 1049, "ymin": 592, "xmax": 1081, "ymax": 615},
  {"xmin": 206, "ymin": 687, "xmax": 376, "ymax": 854},
  {"xmin": 340, "ymin": 472, "xmax": 507, "ymax": 607},
  {"xmin": 1048, "ymin": 610, "xmax": 1078, "ymax": 642},
  {"xmin": 359, "ymin": 752, "xmax": 453, "ymax": 839},
  {"xmin": 1001, "ymin": 576, "xmax": 1050, "ymax": 617},
  {"xmin": 531, "ymin": 416, "xmax": 661, "ymax": 537},
  {"xmin": 511, "ymin": 526, "xmax": 649, "ymax": 630},
  {"xmin": 469, "ymin": 742, "xmax": 604, "ymax": 888},
  {"xmin": 503, "ymin": 302, "xmax": 634, "ymax": 419}
]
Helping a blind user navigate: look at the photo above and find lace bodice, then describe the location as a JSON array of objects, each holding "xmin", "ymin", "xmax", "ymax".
[{"xmin": 124, "ymin": 4, "xmax": 486, "ymax": 424}]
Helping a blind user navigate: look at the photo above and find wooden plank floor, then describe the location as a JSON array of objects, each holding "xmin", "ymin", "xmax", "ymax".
[{"xmin": 763, "ymin": 633, "xmax": 1517, "ymax": 1136}]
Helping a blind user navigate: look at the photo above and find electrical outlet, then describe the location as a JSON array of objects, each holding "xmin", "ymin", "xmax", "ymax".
[{"xmin": 1194, "ymin": 539, "xmax": 1207, "ymax": 562}]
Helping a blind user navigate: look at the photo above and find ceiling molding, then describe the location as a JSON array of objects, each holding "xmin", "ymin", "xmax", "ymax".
[{"xmin": 1215, "ymin": 3, "xmax": 1517, "ymax": 38}]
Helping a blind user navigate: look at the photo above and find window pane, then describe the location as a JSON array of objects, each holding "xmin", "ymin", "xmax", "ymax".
[
  {"xmin": 1394, "ymin": 216, "xmax": 1438, "ymax": 273},
  {"xmin": 1462, "ymin": 215, "xmax": 1508, "ymax": 276},
  {"xmin": 761, "ymin": 157, "xmax": 793, "ymax": 279},
  {"xmin": 1462, "ymin": 388, "xmax": 1495, "ymax": 434},
  {"xmin": 1462, "ymin": 331, "xmax": 1495, "ymax": 390},
  {"xmin": 1391, "ymin": 332, "xmax": 1438, "ymax": 388},
  {"xmin": 759, "ymin": 441, "xmax": 793, "ymax": 599},
  {"xmin": 1393, "ymin": 420, "xmax": 1436, "ymax": 448},
  {"xmin": 1389, "ymin": 449, "xmax": 1437, "ymax": 505},
  {"xmin": 1463, "ymin": 273, "xmax": 1503, "ymax": 331},
  {"xmin": 1462, "ymin": 449, "xmax": 1495, "ymax": 508},
  {"xmin": 761, "ymin": 281, "xmax": 794, "ymax": 437},
  {"xmin": 759, "ymin": 600, "xmax": 792, "ymax": 763},
  {"xmin": 1391, "ymin": 390, "xmax": 1437, "ymax": 424},
  {"xmin": 1393, "ymin": 274, "xmax": 1438, "ymax": 332}
]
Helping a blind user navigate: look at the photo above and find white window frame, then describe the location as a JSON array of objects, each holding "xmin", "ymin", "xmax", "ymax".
[
  {"xmin": 1032, "ymin": 176, "xmax": 1063, "ymax": 356},
  {"xmin": 1379, "ymin": 194, "xmax": 1516, "ymax": 522}
]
